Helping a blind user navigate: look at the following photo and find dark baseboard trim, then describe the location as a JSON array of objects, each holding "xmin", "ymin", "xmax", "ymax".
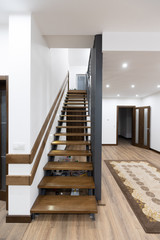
[
  {"xmin": 102, "ymin": 144, "xmax": 117, "ymax": 146},
  {"xmin": 150, "ymin": 148, "xmax": 160, "ymax": 154},
  {"xmin": 6, "ymin": 214, "xmax": 31, "ymax": 223},
  {"xmin": 0, "ymin": 190, "xmax": 6, "ymax": 201}
]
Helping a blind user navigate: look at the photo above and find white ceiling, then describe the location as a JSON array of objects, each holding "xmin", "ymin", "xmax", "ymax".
[
  {"xmin": 103, "ymin": 51, "xmax": 160, "ymax": 98},
  {"xmin": 1, "ymin": 0, "xmax": 160, "ymax": 34},
  {"xmin": 1, "ymin": 0, "xmax": 160, "ymax": 98}
]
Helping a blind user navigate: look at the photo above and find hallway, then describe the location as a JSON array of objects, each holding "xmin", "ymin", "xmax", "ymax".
[{"xmin": 1, "ymin": 141, "xmax": 160, "ymax": 240}]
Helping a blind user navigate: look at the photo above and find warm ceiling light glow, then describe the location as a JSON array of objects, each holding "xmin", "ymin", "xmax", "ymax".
[
  {"xmin": 157, "ymin": 85, "xmax": 160, "ymax": 88},
  {"xmin": 117, "ymin": 94, "xmax": 120, "ymax": 97},
  {"xmin": 106, "ymin": 84, "xmax": 110, "ymax": 88},
  {"xmin": 122, "ymin": 63, "xmax": 128, "ymax": 68},
  {"xmin": 131, "ymin": 84, "xmax": 135, "ymax": 88}
]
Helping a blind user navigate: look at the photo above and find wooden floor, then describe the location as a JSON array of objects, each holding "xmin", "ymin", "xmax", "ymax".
[{"xmin": 1, "ymin": 138, "xmax": 160, "ymax": 240}]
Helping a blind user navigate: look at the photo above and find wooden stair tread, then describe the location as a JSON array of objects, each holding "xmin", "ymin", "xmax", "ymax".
[
  {"xmin": 31, "ymin": 195, "xmax": 97, "ymax": 214},
  {"xmin": 64, "ymin": 103, "xmax": 88, "ymax": 105},
  {"xmin": 66, "ymin": 94, "xmax": 88, "ymax": 100},
  {"xmin": 44, "ymin": 162, "xmax": 93, "ymax": 171},
  {"xmin": 63, "ymin": 106, "xmax": 88, "ymax": 109},
  {"xmin": 60, "ymin": 115, "xmax": 89, "ymax": 117},
  {"xmin": 59, "ymin": 120, "xmax": 90, "ymax": 122},
  {"xmin": 62, "ymin": 110, "xmax": 88, "ymax": 112},
  {"xmin": 48, "ymin": 150, "xmax": 91, "ymax": 156},
  {"xmin": 65, "ymin": 100, "xmax": 88, "ymax": 102},
  {"xmin": 68, "ymin": 90, "xmax": 87, "ymax": 94},
  {"xmin": 38, "ymin": 176, "xmax": 95, "ymax": 189},
  {"xmin": 54, "ymin": 133, "xmax": 91, "ymax": 136},
  {"xmin": 51, "ymin": 141, "xmax": 91, "ymax": 145},
  {"xmin": 56, "ymin": 126, "xmax": 91, "ymax": 129}
]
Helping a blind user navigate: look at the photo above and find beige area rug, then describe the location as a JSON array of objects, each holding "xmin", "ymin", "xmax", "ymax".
[{"xmin": 105, "ymin": 160, "xmax": 160, "ymax": 233}]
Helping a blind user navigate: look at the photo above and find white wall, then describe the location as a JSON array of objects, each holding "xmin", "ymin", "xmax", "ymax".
[
  {"xmin": 0, "ymin": 24, "xmax": 9, "ymax": 75},
  {"xmin": 9, "ymin": 14, "xmax": 31, "ymax": 154},
  {"xmin": 141, "ymin": 91, "xmax": 160, "ymax": 152},
  {"xmin": 8, "ymin": 14, "xmax": 69, "ymax": 216},
  {"xmin": 102, "ymin": 98, "xmax": 141, "ymax": 144},
  {"xmin": 68, "ymin": 49, "xmax": 90, "ymax": 89}
]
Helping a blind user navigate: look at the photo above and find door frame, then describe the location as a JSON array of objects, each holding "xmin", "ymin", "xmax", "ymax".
[
  {"xmin": 0, "ymin": 76, "xmax": 8, "ymax": 209},
  {"xmin": 134, "ymin": 106, "xmax": 150, "ymax": 149},
  {"xmin": 116, "ymin": 106, "xmax": 135, "ymax": 145}
]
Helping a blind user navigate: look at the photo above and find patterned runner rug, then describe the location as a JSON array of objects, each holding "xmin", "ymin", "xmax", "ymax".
[{"xmin": 105, "ymin": 160, "xmax": 160, "ymax": 233}]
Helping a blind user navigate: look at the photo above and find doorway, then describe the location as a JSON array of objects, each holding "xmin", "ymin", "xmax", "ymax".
[
  {"xmin": 0, "ymin": 76, "xmax": 8, "ymax": 202},
  {"xmin": 76, "ymin": 74, "xmax": 87, "ymax": 90},
  {"xmin": 117, "ymin": 106, "xmax": 135, "ymax": 145}
]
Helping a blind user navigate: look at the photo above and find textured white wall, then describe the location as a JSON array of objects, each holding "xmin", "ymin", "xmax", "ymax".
[{"xmin": 0, "ymin": 24, "xmax": 8, "ymax": 75}]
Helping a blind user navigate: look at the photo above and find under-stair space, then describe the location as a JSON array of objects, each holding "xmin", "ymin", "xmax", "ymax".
[{"xmin": 31, "ymin": 90, "xmax": 97, "ymax": 219}]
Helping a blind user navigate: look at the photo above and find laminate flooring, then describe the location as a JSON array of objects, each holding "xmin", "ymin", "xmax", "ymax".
[{"xmin": 1, "ymin": 138, "xmax": 160, "ymax": 240}]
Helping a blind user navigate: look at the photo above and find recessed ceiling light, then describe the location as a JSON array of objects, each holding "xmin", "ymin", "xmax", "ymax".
[
  {"xmin": 122, "ymin": 63, "xmax": 128, "ymax": 68},
  {"xmin": 106, "ymin": 84, "xmax": 110, "ymax": 88},
  {"xmin": 117, "ymin": 94, "xmax": 120, "ymax": 97},
  {"xmin": 136, "ymin": 94, "xmax": 139, "ymax": 97},
  {"xmin": 131, "ymin": 84, "xmax": 135, "ymax": 88},
  {"xmin": 157, "ymin": 85, "xmax": 160, "ymax": 88}
]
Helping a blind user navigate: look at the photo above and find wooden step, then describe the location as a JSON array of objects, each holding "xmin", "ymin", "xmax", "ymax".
[
  {"xmin": 68, "ymin": 90, "xmax": 87, "ymax": 94},
  {"xmin": 54, "ymin": 133, "xmax": 91, "ymax": 136},
  {"xmin": 63, "ymin": 106, "xmax": 88, "ymax": 109},
  {"xmin": 65, "ymin": 99, "xmax": 88, "ymax": 102},
  {"xmin": 51, "ymin": 140, "xmax": 91, "ymax": 145},
  {"xmin": 67, "ymin": 93, "xmax": 86, "ymax": 96},
  {"xmin": 62, "ymin": 110, "xmax": 88, "ymax": 113},
  {"xmin": 59, "ymin": 120, "xmax": 90, "ymax": 123},
  {"xmin": 38, "ymin": 176, "xmax": 95, "ymax": 189},
  {"xmin": 44, "ymin": 162, "xmax": 93, "ymax": 171},
  {"xmin": 31, "ymin": 195, "xmax": 97, "ymax": 214},
  {"xmin": 64, "ymin": 103, "xmax": 88, "ymax": 105},
  {"xmin": 60, "ymin": 115, "xmax": 89, "ymax": 117},
  {"xmin": 56, "ymin": 126, "xmax": 91, "ymax": 129},
  {"xmin": 66, "ymin": 96, "xmax": 87, "ymax": 99},
  {"xmin": 48, "ymin": 150, "xmax": 91, "ymax": 156}
]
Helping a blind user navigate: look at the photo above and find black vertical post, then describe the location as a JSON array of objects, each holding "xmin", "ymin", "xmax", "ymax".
[{"xmin": 91, "ymin": 35, "xmax": 102, "ymax": 201}]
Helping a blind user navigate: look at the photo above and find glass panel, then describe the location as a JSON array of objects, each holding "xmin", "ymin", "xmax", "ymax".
[
  {"xmin": 144, "ymin": 108, "xmax": 148, "ymax": 146},
  {"xmin": 135, "ymin": 109, "xmax": 139, "ymax": 144}
]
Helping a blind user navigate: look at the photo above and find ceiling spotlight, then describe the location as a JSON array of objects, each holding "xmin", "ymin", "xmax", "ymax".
[
  {"xmin": 157, "ymin": 85, "xmax": 160, "ymax": 88},
  {"xmin": 131, "ymin": 85, "xmax": 135, "ymax": 88},
  {"xmin": 106, "ymin": 84, "xmax": 110, "ymax": 88},
  {"xmin": 122, "ymin": 63, "xmax": 128, "ymax": 68},
  {"xmin": 117, "ymin": 94, "xmax": 120, "ymax": 97},
  {"xmin": 136, "ymin": 94, "xmax": 139, "ymax": 97}
]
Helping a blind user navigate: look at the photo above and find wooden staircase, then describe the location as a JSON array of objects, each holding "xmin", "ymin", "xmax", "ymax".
[{"xmin": 31, "ymin": 90, "xmax": 97, "ymax": 219}]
